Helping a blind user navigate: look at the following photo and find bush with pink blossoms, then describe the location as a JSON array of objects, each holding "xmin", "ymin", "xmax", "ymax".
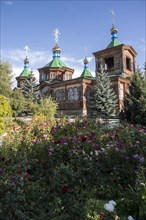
[{"xmin": 0, "ymin": 120, "xmax": 146, "ymax": 219}]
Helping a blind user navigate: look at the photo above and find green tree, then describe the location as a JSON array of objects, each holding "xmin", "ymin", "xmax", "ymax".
[
  {"xmin": 90, "ymin": 65, "xmax": 117, "ymax": 118},
  {"xmin": 0, "ymin": 95, "xmax": 12, "ymax": 135},
  {"xmin": 144, "ymin": 61, "xmax": 146, "ymax": 79},
  {"xmin": 0, "ymin": 61, "xmax": 13, "ymax": 97},
  {"xmin": 22, "ymin": 76, "xmax": 39, "ymax": 101},
  {"xmin": 124, "ymin": 67, "xmax": 146, "ymax": 125},
  {"xmin": 35, "ymin": 96, "xmax": 58, "ymax": 118},
  {"xmin": 10, "ymin": 89, "xmax": 26, "ymax": 116}
]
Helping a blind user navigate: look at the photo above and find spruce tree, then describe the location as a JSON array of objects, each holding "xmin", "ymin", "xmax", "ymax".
[
  {"xmin": 124, "ymin": 66, "xmax": 146, "ymax": 125},
  {"xmin": 22, "ymin": 76, "xmax": 39, "ymax": 102},
  {"xmin": 90, "ymin": 65, "xmax": 117, "ymax": 118}
]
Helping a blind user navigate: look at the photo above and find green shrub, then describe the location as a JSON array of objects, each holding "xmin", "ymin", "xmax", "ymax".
[
  {"xmin": 0, "ymin": 94, "xmax": 12, "ymax": 135},
  {"xmin": 0, "ymin": 120, "xmax": 146, "ymax": 219}
]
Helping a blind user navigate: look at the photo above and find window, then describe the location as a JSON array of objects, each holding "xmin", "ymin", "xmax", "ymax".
[
  {"xmin": 68, "ymin": 88, "xmax": 73, "ymax": 100},
  {"xmin": 126, "ymin": 57, "xmax": 131, "ymax": 70},
  {"xmin": 68, "ymin": 88, "xmax": 79, "ymax": 101},
  {"xmin": 55, "ymin": 89, "xmax": 65, "ymax": 101},
  {"xmin": 105, "ymin": 57, "xmax": 114, "ymax": 71}
]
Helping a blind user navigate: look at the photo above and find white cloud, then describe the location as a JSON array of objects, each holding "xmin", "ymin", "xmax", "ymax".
[{"xmin": 4, "ymin": 1, "xmax": 13, "ymax": 5}]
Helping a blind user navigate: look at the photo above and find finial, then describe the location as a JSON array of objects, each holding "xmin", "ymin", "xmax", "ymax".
[
  {"xmin": 111, "ymin": 9, "xmax": 116, "ymax": 28},
  {"xmin": 24, "ymin": 45, "xmax": 30, "ymax": 57},
  {"xmin": 53, "ymin": 28, "xmax": 60, "ymax": 46},
  {"xmin": 84, "ymin": 46, "xmax": 88, "ymax": 58}
]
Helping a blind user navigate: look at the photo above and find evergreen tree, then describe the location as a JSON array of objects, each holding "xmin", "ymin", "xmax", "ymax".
[
  {"xmin": 90, "ymin": 65, "xmax": 117, "ymax": 118},
  {"xmin": 0, "ymin": 61, "xmax": 13, "ymax": 97},
  {"xmin": 144, "ymin": 61, "xmax": 146, "ymax": 79},
  {"xmin": 124, "ymin": 67, "xmax": 146, "ymax": 125},
  {"xmin": 22, "ymin": 76, "xmax": 39, "ymax": 102}
]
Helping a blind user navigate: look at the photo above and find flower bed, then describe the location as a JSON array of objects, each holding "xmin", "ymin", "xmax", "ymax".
[{"xmin": 0, "ymin": 119, "xmax": 146, "ymax": 219}]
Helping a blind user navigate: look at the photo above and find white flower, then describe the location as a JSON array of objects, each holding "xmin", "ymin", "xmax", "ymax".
[
  {"xmin": 95, "ymin": 150, "xmax": 99, "ymax": 156},
  {"xmin": 128, "ymin": 216, "xmax": 134, "ymax": 220},
  {"xmin": 104, "ymin": 203, "xmax": 115, "ymax": 212},
  {"xmin": 90, "ymin": 151, "xmax": 93, "ymax": 155},
  {"xmin": 109, "ymin": 200, "xmax": 116, "ymax": 206}
]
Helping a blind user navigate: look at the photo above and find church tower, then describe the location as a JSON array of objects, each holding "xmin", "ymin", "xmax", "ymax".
[
  {"xmin": 16, "ymin": 46, "xmax": 33, "ymax": 88},
  {"xmin": 93, "ymin": 11, "xmax": 137, "ymax": 110},
  {"xmin": 38, "ymin": 29, "xmax": 74, "ymax": 96}
]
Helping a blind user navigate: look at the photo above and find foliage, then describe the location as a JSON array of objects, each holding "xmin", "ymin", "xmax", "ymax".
[
  {"xmin": 0, "ymin": 120, "xmax": 146, "ymax": 219},
  {"xmin": 0, "ymin": 60, "xmax": 13, "ymax": 97},
  {"xmin": 35, "ymin": 96, "xmax": 58, "ymax": 118},
  {"xmin": 90, "ymin": 65, "xmax": 118, "ymax": 118},
  {"xmin": 124, "ymin": 67, "xmax": 146, "ymax": 125},
  {"xmin": 10, "ymin": 89, "xmax": 26, "ymax": 116},
  {"xmin": 0, "ymin": 95, "xmax": 12, "ymax": 135}
]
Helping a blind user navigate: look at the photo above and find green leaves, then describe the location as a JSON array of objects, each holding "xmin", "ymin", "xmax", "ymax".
[
  {"xmin": 124, "ymin": 68, "xmax": 146, "ymax": 125},
  {"xmin": 0, "ymin": 61, "xmax": 13, "ymax": 97}
]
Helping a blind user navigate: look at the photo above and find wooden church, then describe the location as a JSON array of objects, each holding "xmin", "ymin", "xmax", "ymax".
[{"xmin": 16, "ymin": 23, "xmax": 137, "ymax": 117}]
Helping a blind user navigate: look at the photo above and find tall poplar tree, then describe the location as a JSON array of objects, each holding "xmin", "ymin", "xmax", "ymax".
[
  {"xmin": 90, "ymin": 65, "xmax": 117, "ymax": 118},
  {"xmin": 0, "ymin": 61, "xmax": 13, "ymax": 97},
  {"xmin": 124, "ymin": 66, "xmax": 146, "ymax": 125}
]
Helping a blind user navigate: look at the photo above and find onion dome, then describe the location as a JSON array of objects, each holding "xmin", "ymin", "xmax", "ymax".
[
  {"xmin": 24, "ymin": 56, "xmax": 29, "ymax": 68},
  {"xmin": 106, "ymin": 26, "xmax": 121, "ymax": 48},
  {"xmin": 52, "ymin": 45, "xmax": 61, "ymax": 58}
]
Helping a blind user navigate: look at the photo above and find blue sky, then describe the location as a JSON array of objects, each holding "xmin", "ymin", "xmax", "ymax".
[{"xmin": 1, "ymin": 0, "xmax": 146, "ymax": 87}]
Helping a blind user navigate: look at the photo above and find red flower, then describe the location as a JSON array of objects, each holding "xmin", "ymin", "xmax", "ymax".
[
  {"xmin": 25, "ymin": 172, "xmax": 31, "ymax": 179},
  {"xmin": 81, "ymin": 136, "xmax": 87, "ymax": 142},
  {"xmin": 17, "ymin": 169, "xmax": 23, "ymax": 174},
  {"xmin": 61, "ymin": 185, "xmax": 68, "ymax": 193},
  {"xmin": 54, "ymin": 139, "xmax": 62, "ymax": 144}
]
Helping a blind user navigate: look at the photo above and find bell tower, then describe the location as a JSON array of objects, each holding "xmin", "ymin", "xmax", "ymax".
[{"xmin": 93, "ymin": 11, "xmax": 137, "ymax": 110}]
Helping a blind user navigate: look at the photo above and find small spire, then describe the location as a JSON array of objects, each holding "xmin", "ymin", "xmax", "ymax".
[
  {"xmin": 80, "ymin": 57, "xmax": 92, "ymax": 78},
  {"xmin": 23, "ymin": 45, "xmax": 30, "ymax": 68}
]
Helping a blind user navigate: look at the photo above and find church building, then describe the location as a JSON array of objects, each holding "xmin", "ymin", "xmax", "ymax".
[{"xmin": 16, "ymin": 23, "xmax": 137, "ymax": 117}]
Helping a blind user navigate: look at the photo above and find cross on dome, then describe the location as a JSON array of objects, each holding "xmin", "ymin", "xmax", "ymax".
[
  {"xmin": 53, "ymin": 28, "xmax": 60, "ymax": 46},
  {"xmin": 24, "ymin": 45, "xmax": 30, "ymax": 57},
  {"xmin": 111, "ymin": 9, "xmax": 116, "ymax": 28}
]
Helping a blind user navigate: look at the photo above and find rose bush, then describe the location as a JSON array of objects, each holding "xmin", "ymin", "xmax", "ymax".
[{"xmin": 0, "ymin": 119, "xmax": 146, "ymax": 219}]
